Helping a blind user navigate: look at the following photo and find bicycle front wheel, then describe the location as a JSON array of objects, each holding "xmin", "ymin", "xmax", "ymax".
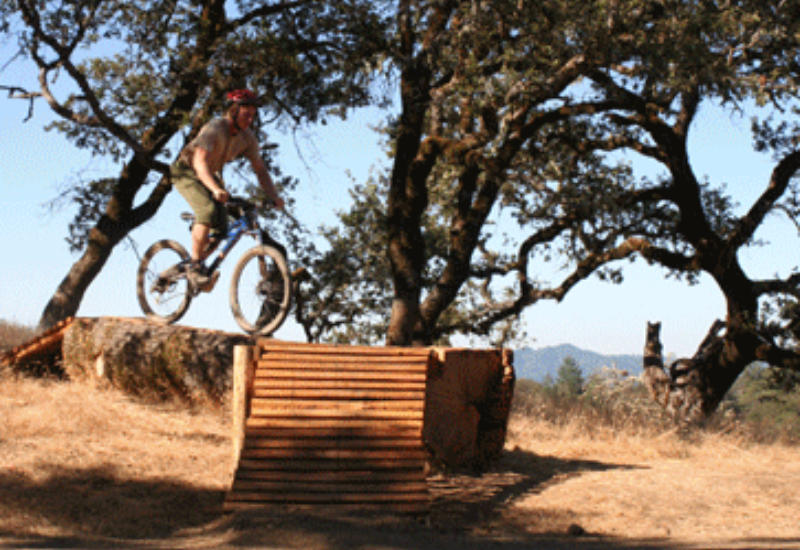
[
  {"xmin": 136, "ymin": 239, "xmax": 193, "ymax": 324},
  {"xmin": 229, "ymin": 245, "xmax": 291, "ymax": 335}
]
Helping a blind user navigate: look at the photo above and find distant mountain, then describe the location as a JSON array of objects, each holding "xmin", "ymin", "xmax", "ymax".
[{"xmin": 513, "ymin": 344, "xmax": 642, "ymax": 382}]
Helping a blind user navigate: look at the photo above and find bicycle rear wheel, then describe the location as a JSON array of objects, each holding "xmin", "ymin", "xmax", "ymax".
[
  {"xmin": 229, "ymin": 244, "xmax": 291, "ymax": 335},
  {"xmin": 136, "ymin": 239, "xmax": 193, "ymax": 324}
]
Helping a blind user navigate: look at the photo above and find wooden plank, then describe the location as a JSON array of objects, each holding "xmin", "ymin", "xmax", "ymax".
[
  {"xmin": 250, "ymin": 388, "xmax": 425, "ymax": 400},
  {"xmin": 237, "ymin": 458, "xmax": 426, "ymax": 471},
  {"xmin": 256, "ymin": 360, "xmax": 428, "ymax": 373},
  {"xmin": 233, "ymin": 470, "xmax": 425, "ymax": 482},
  {"xmin": 240, "ymin": 447, "xmax": 426, "ymax": 460},
  {"xmin": 256, "ymin": 356, "xmax": 425, "ymax": 365},
  {"xmin": 243, "ymin": 426, "xmax": 422, "ymax": 439},
  {"xmin": 257, "ymin": 340, "xmax": 432, "ymax": 356},
  {"xmin": 258, "ymin": 350, "xmax": 430, "ymax": 364},
  {"xmin": 258, "ymin": 344, "xmax": 427, "ymax": 356},
  {"xmin": 253, "ymin": 369, "xmax": 427, "ymax": 381},
  {"xmin": 244, "ymin": 437, "xmax": 423, "ymax": 450},
  {"xmin": 248, "ymin": 407, "xmax": 424, "ymax": 419},
  {"xmin": 224, "ymin": 491, "xmax": 429, "ymax": 503},
  {"xmin": 252, "ymin": 379, "xmax": 426, "ymax": 390},
  {"xmin": 223, "ymin": 501, "xmax": 430, "ymax": 515},
  {"xmin": 249, "ymin": 397, "xmax": 425, "ymax": 411},
  {"xmin": 232, "ymin": 480, "xmax": 428, "ymax": 494},
  {"xmin": 223, "ymin": 500, "xmax": 430, "ymax": 515},
  {"xmin": 245, "ymin": 417, "xmax": 422, "ymax": 429},
  {"xmin": 0, "ymin": 316, "xmax": 74, "ymax": 366}
]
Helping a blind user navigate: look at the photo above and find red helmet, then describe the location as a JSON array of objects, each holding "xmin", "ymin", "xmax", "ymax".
[{"xmin": 226, "ymin": 89, "xmax": 259, "ymax": 106}]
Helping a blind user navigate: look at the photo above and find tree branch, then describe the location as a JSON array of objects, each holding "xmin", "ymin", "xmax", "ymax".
[
  {"xmin": 588, "ymin": 69, "xmax": 671, "ymax": 135},
  {"xmin": 1, "ymin": 84, "xmax": 37, "ymax": 121},
  {"xmin": 752, "ymin": 272, "xmax": 800, "ymax": 297},
  {"xmin": 17, "ymin": 0, "xmax": 145, "ymax": 154},
  {"xmin": 226, "ymin": 0, "xmax": 314, "ymax": 31},
  {"xmin": 37, "ymin": 67, "xmax": 102, "ymax": 126},
  {"xmin": 754, "ymin": 340, "xmax": 800, "ymax": 372},
  {"xmin": 473, "ymin": 236, "xmax": 656, "ymax": 334},
  {"xmin": 728, "ymin": 149, "xmax": 800, "ymax": 250}
]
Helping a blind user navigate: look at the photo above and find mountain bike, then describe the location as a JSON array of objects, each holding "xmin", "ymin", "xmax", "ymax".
[{"xmin": 136, "ymin": 196, "xmax": 291, "ymax": 335}]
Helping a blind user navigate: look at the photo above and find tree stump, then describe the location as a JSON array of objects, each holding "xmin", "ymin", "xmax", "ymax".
[{"xmin": 61, "ymin": 317, "xmax": 251, "ymax": 405}]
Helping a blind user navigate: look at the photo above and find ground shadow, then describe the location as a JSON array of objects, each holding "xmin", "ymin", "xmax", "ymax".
[
  {"xmin": 0, "ymin": 448, "xmax": 651, "ymax": 549},
  {"xmin": 221, "ymin": 448, "xmax": 669, "ymax": 550},
  {"xmin": 0, "ymin": 464, "xmax": 224, "ymax": 543},
  {"xmin": 3, "ymin": 450, "xmax": 795, "ymax": 549},
  {"xmin": 426, "ymin": 446, "xmax": 644, "ymax": 532}
]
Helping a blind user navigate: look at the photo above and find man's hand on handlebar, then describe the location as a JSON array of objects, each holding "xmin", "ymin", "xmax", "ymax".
[{"xmin": 212, "ymin": 188, "xmax": 230, "ymax": 204}]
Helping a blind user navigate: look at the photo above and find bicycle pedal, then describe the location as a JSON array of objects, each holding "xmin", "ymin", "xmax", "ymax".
[{"xmin": 198, "ymin": 270, "xmax": 220, "ymax": 293}]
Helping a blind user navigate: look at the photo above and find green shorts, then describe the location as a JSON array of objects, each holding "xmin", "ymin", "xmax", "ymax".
[{"xmin": 170, "ymin": 162, "xmax": 228, "ymax": 234}]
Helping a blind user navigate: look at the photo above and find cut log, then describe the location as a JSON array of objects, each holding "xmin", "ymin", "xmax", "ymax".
[{"xmin": 61, "ymin": 317, "xmax": 251, "ymax": 404}]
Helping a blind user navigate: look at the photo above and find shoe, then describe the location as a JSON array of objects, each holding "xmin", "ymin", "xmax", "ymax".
[
  {"xmin": 185, "ymin": 261, "xmax": 210, "ymax": 289},
  {"xmin": 198, "ymin": 270, "xmax": 220, "ymax": 293}
]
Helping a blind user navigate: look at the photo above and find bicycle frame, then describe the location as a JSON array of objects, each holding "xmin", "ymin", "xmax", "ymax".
[
  {"xmin": 203, "ymin": 213, "xmax": 254, "ymax": 275},
  {"xmin": 194, "ymin": 197, "xmax": 284, "ymax": 275}
]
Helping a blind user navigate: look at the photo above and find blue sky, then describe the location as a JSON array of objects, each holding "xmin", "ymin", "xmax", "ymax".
[{"xmin": 1, "ymin": 41, "xmax": 793, "ymax": 357}]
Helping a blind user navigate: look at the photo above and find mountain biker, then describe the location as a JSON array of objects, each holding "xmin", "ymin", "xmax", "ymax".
[{"xmin": 170, "ymin": 88, "xmax": 285, "ymax": 287}]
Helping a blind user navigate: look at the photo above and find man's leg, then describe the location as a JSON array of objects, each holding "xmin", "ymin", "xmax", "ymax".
[
  {"xmin": 185, "ymin": 222, "xmax": 211, "ymax": 289},
  {"xmin": 191, "ymin": 222, "xmax": 211, "ymax": 262}
]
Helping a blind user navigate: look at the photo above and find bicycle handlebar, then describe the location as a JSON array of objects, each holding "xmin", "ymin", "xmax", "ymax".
[
  {"xmin": 226, "ymin": 196, "xmax": 254, "ymax": 208},
  {"xmin": 226, "ymin": 196, "xmax": 278, "ymax": 209},
  {"xmin": 226, "ymin": 195, "xmax": 299, "ymax": 227}
]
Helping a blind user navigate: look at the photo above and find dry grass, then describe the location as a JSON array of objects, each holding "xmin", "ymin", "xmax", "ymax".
[
  {"xmin": 2, "ymin": 369, "xmax": 800, "ymax": 549},
  {"xmin": 0, "ymin": 372, "xmax": 232, "ymax": 541},
  {"xmin": 500, "ymin": 412, "xmax": 800, "ymax": 545}
]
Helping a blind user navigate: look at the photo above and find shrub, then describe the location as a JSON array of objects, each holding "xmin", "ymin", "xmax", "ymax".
[
  {"xmin": 726, "ymin": 364, "xmax": 800, "ymax": 444},
  {"xmin": 0, "ymin": 320, "xmax": 36, "ymax": 354},
  {"xmin": 512, "ymin": 367, "xmax": 743, "ymax": 438}
]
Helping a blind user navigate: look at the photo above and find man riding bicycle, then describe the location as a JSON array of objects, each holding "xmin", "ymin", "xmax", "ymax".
[{"xmin": 171, "ymin": 88, "xmax": 285, "ymax": 287}]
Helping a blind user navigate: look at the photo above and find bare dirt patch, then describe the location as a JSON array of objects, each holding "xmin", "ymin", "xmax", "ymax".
[{"xmin": 2, "ymin": 373, "xmax": 799, "ymax": 549}]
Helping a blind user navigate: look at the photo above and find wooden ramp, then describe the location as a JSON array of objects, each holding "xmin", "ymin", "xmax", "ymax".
[{"xmin": 224, "ymin": 340, "xmax": 432, "ymax": 513}]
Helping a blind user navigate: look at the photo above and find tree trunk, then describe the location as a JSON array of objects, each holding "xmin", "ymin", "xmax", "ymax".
[
  {"xmin": 387, "ymin": 293, "xmax": 426, "ymax": 346},
  {"xmin": 385, "ymin": 68, "xmax": 432, "ymax": 345},
  {"xmin": 38, "ymin": 233, "xmax": 118, "ymax": 331},
  {"xmin": 38, "ymin": 166, "xmax": 171, "ymax": 330},
  {"xmin": 385, "ymin": 2, "xmax": 461, "ymax": 346},
  {"xmin": 642, "ymin": 319, "xmax": 750, "ymax": 423}
]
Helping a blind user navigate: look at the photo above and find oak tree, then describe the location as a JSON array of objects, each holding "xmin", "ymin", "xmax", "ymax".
[
  {"xmin": 1, "ymin": 0, "xmax": 387, "ymax": 330},
  {"xmin": 300, "ymin": 0, "xmax": 800, "ymax": 423}
]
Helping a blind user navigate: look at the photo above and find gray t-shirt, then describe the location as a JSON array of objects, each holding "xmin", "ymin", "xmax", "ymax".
[{"xmin": 179, "ymin": 118, "xmax": 260, "ymax": 177}]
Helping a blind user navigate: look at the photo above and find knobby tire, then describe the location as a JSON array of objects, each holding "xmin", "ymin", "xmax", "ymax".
[
  {"xmin": 229, "ymin": 244, "xmax": 291, "ymax": 335},
  {"xmin": 136, "ymin": 239, "xmax": 193, "ymax": 324}
]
